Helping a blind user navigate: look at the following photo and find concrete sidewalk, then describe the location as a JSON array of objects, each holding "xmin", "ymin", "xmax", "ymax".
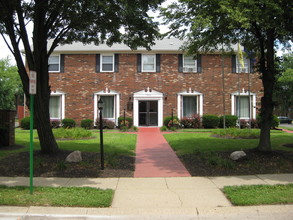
[{"xmin": 0, "ymin": 174, "xmax": 292, "ymax": 219}]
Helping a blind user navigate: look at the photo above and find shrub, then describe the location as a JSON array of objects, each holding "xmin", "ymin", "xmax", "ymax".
[
  {"xmin": 81, "ymin": 119, "xmax": 94, "ymax": 129},
  {"xmin": 53, "ymin": 127, "xmax": 92, "ymax": 139},
  {"xmin": 202, "ymin": 115, "xmax": 219, "ymax": 128},
  {"xmin": 257, "ymin": 114, "xmax": 280, "ymax": 128},
  {"xmin": 96, "ymin": 118, "xmax": 116, "ymax": 129},
  {"xmin": 219, "ymin": 115, "xmax": 238, "ymax": 128},
  {"xmin": 62, "ymin": 118, "xmax": 76, "ymax": 128},
  {"xmin": 118, "ymin": 116, "xmax": 133, "ymax": 128},
  {"xmin": 239, "ymin": 119, "xmax": 249, "ymax": 129},
  {"xmin": 212, "ymin": 128, "xmax": 260, "ymax": 139},
  {"xmin": 160, "ymin": 126, "xmax": 168, "ymax": 131},
  {"xmin": 50, "ymin": 120, "xmax": 61, "ymax": 128},
  {"xmin": 250, "ymin": 119, "xmax": 258, "ymax": 128},
  {"xmin": 20, "ymin": 117, "xmax": 36, "ymax": 129},
  {"xmin": 180, "ymin": 114, "xmax": 201, "ymax": 128},
  {"xmin": 163, "ymin": 116, "xmax": 180, "ymax": 128}
]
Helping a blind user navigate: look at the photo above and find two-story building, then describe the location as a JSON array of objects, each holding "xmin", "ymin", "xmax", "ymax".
[{"xmin": 46, "ymin": 38, "xmax": 262, "ymax": 127}]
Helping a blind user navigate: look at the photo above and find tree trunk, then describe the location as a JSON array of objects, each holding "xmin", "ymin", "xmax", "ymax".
[
  {"xmin": 257, "ymin": 31, "xmax": 275, "ymax": 152},
  {"xmin": 30, "ymin": 0, "xmax": 59, "ymax": 154}
]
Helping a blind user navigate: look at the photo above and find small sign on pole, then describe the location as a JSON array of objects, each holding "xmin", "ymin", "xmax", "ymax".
[{"xmin": 29, "ymin": 71, "xmax": 37, "ymax": 95}]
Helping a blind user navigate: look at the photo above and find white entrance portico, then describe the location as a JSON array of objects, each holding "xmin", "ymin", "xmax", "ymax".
[{"xmin": 133, "ymin": 88, "xmax": 163, "ymax": 127}]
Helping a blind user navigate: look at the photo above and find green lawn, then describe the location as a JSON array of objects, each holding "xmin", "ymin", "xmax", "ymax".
[
  {"xmin": 0, "ymin": 185, "xmax": 113, "ymax": 207},
  {"xmin": 164, "ymin": 129, "xmax": 293, "ymax": 155},
  {"xmin": 223, "ymin": 184, "xmax": 293, "ymax": 206},
  {"xmin": 1, "ymin": 128, "xmax": 136, "ymax": 161}
]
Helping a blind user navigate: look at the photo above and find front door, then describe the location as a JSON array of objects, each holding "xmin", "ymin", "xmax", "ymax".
[{"xmin": 139, "ymin": 101, "xmax": 158, "ymax": 126}]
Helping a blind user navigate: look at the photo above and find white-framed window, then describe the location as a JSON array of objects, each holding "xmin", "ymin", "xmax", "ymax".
[
  {"xmin": 183, "ymin": 56, "xmax": 197, "ymax": 72},
  {"xmin": 100, "ymin": 96, "xmax": 115, "ymax": 118},
  {"xmin": 231, "ymin": 91, "xmax": 256, "ymax": 119},
  {"xmin": 101, "ymin": 54, "xmax": 114, "ymax": 72},
  {"xmin": 49, "ymin": 55, "xmax": 60, "ymax": 72},
  {"xmin": 236, "ymin": 57, "xmax": 250, "ymax": 73},
  {"xmin": 177, "ymin": 90, "xmax": 203, "ymax": 119},
  {"xmin": 142, "ymin": 54, "xmax": 156, "ymax": 72},
  {"xmin": 49, "ymin": 91, "xmax": 65, "ymax": 120},
  {"xmin": 182, "ymin": 96, "xmax": 198, "ymax": 117},
  {"xmin": 94, "ymin": 90, "xmax": 120, "ymax": 125}
]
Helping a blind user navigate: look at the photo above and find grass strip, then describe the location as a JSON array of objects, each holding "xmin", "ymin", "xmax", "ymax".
[
  {"xmin": 0, "ymin": 185, "xmax": 113, "ymax": 207},
  {"xmin": 223, "ymin": 184, "xmax": 293, "ymax": 206}
]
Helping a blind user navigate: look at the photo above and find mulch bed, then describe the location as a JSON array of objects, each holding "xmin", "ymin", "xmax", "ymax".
[
  {"xmin": 180, "ymin": 149, "xmax": 293, "ymax": 176},
  {"xmin": 0, "ymin": 148, "xmax": 134, "ymax": 178},
  {"xmin": 0, "ymin": 144, "xmax": 292, "ymax": 178}
]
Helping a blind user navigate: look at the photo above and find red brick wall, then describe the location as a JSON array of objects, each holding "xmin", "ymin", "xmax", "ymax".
[{"xmin": 49, "ymin": 53, "xmax": 263, "ymax": 124}]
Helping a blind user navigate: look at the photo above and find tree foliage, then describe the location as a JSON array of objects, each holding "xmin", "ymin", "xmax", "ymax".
[
  {"xmin": 0, "ymin": 57, "xmax": 22, "ymax": 110},
  {"xmin": 274, "ymin": 53, "xmax": 293, "ymax": 116},
  {"xmin": 161, "ymin": 0, "xmax": 293, "ymax": 151},
  {"xmin": 0, "ymin": 0, "xmax": 163, "ymax": 154}
]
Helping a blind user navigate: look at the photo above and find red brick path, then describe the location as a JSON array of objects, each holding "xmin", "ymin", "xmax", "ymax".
[{"xmin": 134, "ymin": 127, "xmax": 191, "ymax": 178}]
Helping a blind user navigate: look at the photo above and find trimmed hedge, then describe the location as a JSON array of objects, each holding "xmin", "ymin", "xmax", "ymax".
[
  {"xmin": 219, "ymin": 115, "xmax": 238, "ymax": 128},
  {"xmin": 81, "ymin": 119, "xmax": 94, "ymax": 129},
  {"xmin": 96, "ymin": 118, "xmax": 116, "ymax": 129},
  {"xmin": 163, "ymin": 116, "xmax": 180, "ymax": 128},
  {"xmin": 257, "ymin": 114, "xmax": 280, "ymax": 128},
  {"xmin": 180, "ymin": 115, "xmax": 201, "ymax": 128},
  {"xmin": 202, "ymin": 115, "xmax": 219, "ymax": 128},
  {"xmin": 20, "ymin": 117, "xmax": 36, "ymax": 129},
  {"xmin": 62, "ymin": 118, "xmax": 76, "ymax": 128},
  {"xmin": 118, "ymin": 116, "xmax": 133, "ymax": 128}
]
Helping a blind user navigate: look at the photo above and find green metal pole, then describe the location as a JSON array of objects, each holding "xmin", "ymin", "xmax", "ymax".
[{"xmin": 29, "ymin": 94, "xmax": 34, "ymax": 194}]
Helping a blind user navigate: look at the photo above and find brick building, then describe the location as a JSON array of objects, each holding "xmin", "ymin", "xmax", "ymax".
[{"xmin": 45, "ymin": 38, "xmax": 262, "ymax": 127}]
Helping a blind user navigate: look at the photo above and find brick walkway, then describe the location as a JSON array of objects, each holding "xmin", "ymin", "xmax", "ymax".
[{"xmin": 134, "ymin": 127, "xmax": 191, "ymax": 178}]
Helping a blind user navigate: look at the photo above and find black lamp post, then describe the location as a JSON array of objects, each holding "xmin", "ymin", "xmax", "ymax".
[{"xmin": 98, "ymin": 98, "xmax": 104, "ymax": 170}]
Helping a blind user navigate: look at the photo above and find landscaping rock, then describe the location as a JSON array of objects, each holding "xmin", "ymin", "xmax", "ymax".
[
  {"xmin": 230, "ymin": 151, "xmax": 247, "ymax": 161},
  {"xmin": 66, "ymin": 151, "xmax": 82, "ymax": 163}
]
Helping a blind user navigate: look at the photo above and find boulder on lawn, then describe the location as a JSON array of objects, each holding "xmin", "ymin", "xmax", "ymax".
[
  {"xmin": 66, "ymin": 151, "xmax": 82, "ymax": 162},
  {"xmin": 230, "ymin": 151, "xmax": 247, "ymax": 161}
]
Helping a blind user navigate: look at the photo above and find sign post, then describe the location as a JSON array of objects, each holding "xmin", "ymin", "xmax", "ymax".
[{"xmin": 29, "ymin": 71, "xmax": 36, "ymax": 194}]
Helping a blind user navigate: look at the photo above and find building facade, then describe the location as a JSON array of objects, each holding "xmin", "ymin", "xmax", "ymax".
[{"xmin": 46, "ymin": 38, "xmax": 262, "ymax": 127}]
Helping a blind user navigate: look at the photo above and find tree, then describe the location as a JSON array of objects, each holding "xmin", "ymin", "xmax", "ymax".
[
  {"xmin": 161, "ymin": 0, "xmax": 293, "ymax": 151},
  {"xmin": 274, "ymin": 53, "xmax": 293, "ymax": 116},
  {"xmin": 0, "ymin": 0, "xmax": 163, "ymax": 154},
  {"xmin": 0, "ymin": 57, "xmax": 22, "ymax": 110}
]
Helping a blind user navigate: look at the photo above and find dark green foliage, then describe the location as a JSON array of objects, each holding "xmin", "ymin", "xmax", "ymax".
[
  {"xmin": 118, "ymin": 116, "xmax": 133, "ymax": 128},
  {"xmin": 163, "ymin": 116, "xmax": 180, "ymax": 128},
  {"xmin": 50, "ymin": 120, "xmax": 60, "ymax": 128},
  {"xmin": 219, "ymin": 115, "xmax": 238, "ymax": 128},
  {"xmin": 257, "ymin": 115, "xmax": 280, "ymax": 128},
  {"xmin": 81, "ymin": 119, "xmax": 94, "ymax": 129},
  {"xmin": 202, "ymin": 115, "xmax": 219, "ymax": 128},
  {"xmin": 62, "ymin": 118, "xmax": 76, "ymax": 128},
  {"xmin": 20, "ymin": 117, "xmax": 36, "ymax": 130},
  {"xmin": 96, "ymin": 118, "xmax": 116, "ymax": 129},
  {"xmin": 180, "ymin": 115, "xmax": 201, "ymax": 128}
]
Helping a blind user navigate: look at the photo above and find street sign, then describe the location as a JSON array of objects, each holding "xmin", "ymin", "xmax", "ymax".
[{"xmin": 29, "ymin": 71, "xmax": 37, "ymax": 94}]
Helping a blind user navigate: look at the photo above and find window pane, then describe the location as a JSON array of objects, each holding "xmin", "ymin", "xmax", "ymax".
[
  {"xmin": 183, "ymin": 96, "xmax": 197, "ymax": 117},
  {"xmin": 236, "ymin": 96, "xmax": 249, "ymax": 118},
  {"xmin": 49, "ymin": 96, "xmax": 61, "ymax": 118},
  {"xmin": 101, "ymin": 55, "xmax": 114, "ymax": 71},
  {"xmin": 49, "ymin": 56, "xmax": 60, "ymax": 72},
  {"xmin": 49, "ymin": 64, "xmax": 59, "ymax": 72},
  {"xmin": 143, "ymin": 64, "xmax": 155, "ymax": 70},
  {"xmin": 102, "ymin": 64, "xmax": 113, "ymax": 71},
  {"xmin": 102, "ymin": 56, "xmax": 113, "ymax": 63},
  {"xmin": 183, "ymin": 56, "xmax": 197, "ymax": 72},
  {"xmin": 100, "ymin": 96, "xmax": 114, "ymax": 118},
  {"xmin": 236, "ymin": 57, "xmax": 249, "ymax": 73},
  {"xmin": 142, "ymin": 55, "xmax": 155, "ymax": 71}
]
